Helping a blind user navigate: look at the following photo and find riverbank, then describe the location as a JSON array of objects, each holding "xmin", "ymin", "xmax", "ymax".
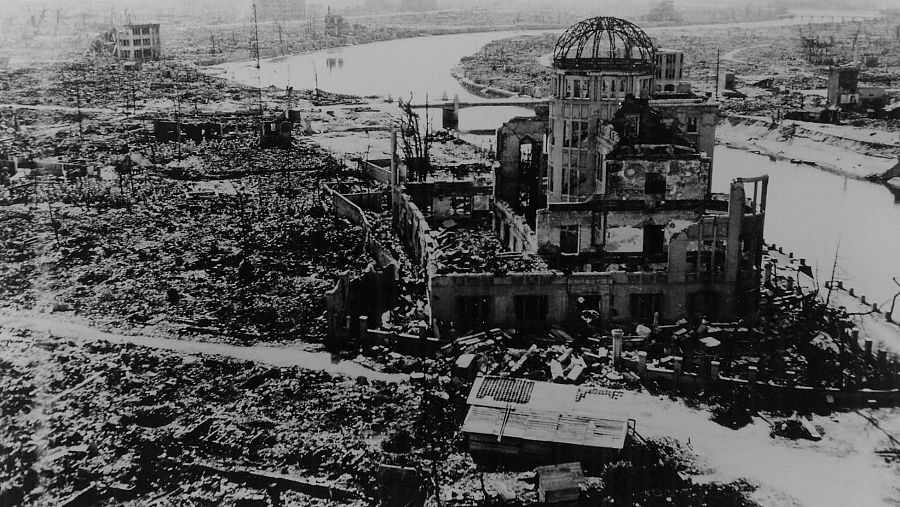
[
  {"xmin": 718, "ymin": 115, "xmax": 900, "ymax": 181},
  {"xmin": 200, "ymin": 23, "xmax": 567, "ymax": 67}
]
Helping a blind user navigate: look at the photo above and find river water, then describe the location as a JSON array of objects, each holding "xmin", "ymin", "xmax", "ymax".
[
  {"xmin": 714, "ymin": 148, "xmax": 900, "ymax": 320},
  {"xmin": 215, "ymin": 22, "xmax": 900, "ymax": 321},
  {"xmin": 214, "ymin": 29, "xmax": 549, "ymax": 131}
]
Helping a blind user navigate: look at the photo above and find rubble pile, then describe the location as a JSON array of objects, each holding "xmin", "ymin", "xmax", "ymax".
[
  {"xmin": 454, "ymin": 33, "xmax": 557, "ymax": 98},
  {"xmin": 1, "ymin": 59, "xmax": 255, "ymax": 111},
  {"xmin": 0, "ymin": 209, "xmax": 37, "ymax": 307},
  {"xmin": 440, "ymin": 436, "xmax": 757, "ymax": 506},
  {"xmin": 0, "ymin": 348, "xmax": 38, "ymax": 507},
  {"xmin": 443, "ymin": 328, "xmax": 643, "ymax": 390},
  {"xmin": 364, "ymin": 211, "xmax": 431, "ymax": 334},
  {"xmin": 770, "ymin": 416, "xmax": 823, "ymax": 441},
  {"xmin": 612, "ymin": 437, "xmax": 758, "ymax": 507},
  {"xmin": 1, "ymin": 131, "xmax": 380, "ymax": 342},
  {"xmin": 0, "ymin": 330, "xmax": 440, "ymax": 506},
  {"xmin": 621, "ymin": 268, "xmax": 895, "ymax": 390},
  {"xmin": 431, "ymin": 220, "xmax": 549, "ymax": 275}
]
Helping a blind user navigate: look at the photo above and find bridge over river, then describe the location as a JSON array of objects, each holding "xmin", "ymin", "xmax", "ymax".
[{"xmin": 407, "ymin": 96, "xmax": 547, "ymax": 129}]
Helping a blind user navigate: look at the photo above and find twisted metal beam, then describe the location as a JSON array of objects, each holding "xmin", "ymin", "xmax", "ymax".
[{"xmin": 553, "ymin": 17, "xmax": 656, "ymax": 67}]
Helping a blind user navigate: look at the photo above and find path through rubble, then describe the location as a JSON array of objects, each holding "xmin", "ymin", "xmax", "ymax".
[{"xmin": 0, "ymin": 311, "xmax": 407, "ymax": 383}]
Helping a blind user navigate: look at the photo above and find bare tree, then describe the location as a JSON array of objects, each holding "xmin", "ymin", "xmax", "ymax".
[
  {"xmin": 396, "ymin": 97, "xmax": 431, "ymax": 182},
  {"xmin": 27, "ymin": 7, "xmax": 48, "ymax": 37}
]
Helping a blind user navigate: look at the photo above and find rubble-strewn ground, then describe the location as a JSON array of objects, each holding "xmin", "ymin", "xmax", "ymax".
[
  {"xmin": 1, "ymin": 129, "xmax": 378, "ymax": 342},
  {"xmin": 454, "ymin": 17, "xmax": 900, "ymax": 131},
  {"xmin": 0, "ymin": 326, "xmax": 435, "ymax": 506},
  {"xmin": 4, "ymin": 9, "xmax": 900, "ymax": 507}
]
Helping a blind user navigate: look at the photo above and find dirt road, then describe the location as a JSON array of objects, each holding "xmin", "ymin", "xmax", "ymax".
[{"xmin": 0, "ymin": 310, "xmax": 406, "ymax": 383}]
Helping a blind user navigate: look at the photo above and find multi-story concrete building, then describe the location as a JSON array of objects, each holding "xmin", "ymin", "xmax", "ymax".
[
  {"xmin": 254, "ymin": 0, "xmax": 307, "ymax": 22},
  {"xmin": 653, "ymin": 48, "xmax": 684, "ymax": 92},
  {"xmin": 474, "ymin": 17, "xmax": 768, "ymax": 329},
  {"xmin": 115, "ymin": 24, "xmax": 161, "ymax": 62}
]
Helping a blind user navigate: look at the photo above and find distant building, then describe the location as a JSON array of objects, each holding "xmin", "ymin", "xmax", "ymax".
[
  {"xmin": 254, "ymin": 0, "xmax": 307, "ymax": 22},
  {"xmin": 115, "ymin": 24, "xmax": 161, "ymax": 62},
  {"xmin": 259, "ymin": 113, "xmax": 293, "ymax": 149},
  {"xmin": 324, "ymin": 7, "xmax": 348, "ymax": 37},
  {"xmin": 654, "ymin": 48, "xmax": 684, "ymax": 92},
  {"xmin": 827, "ymin": 65, "xmax": 859, "ymax": 110}
]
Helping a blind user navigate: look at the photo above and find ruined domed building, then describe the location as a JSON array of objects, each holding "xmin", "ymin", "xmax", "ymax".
[{"xmin": 432, "ymin": 17, "xmax": 769, "ymax": 329}]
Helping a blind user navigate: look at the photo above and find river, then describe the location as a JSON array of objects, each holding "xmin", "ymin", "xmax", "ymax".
[
  {"xmin": 214, "ymin": 20, "xmax": 900, "ymax": 321},
  {"xmin": 713, "ymin": 148, "xmax": 900, "ymax": 320},
  {"xmin": 214, "ymin": 29, "xmax": 549, "ymax": 131}
]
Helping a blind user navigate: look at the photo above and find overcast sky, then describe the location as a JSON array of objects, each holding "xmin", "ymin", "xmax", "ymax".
[{"xmin": 3, "ymin": 0, "xmax": 895, "ymax": 26}]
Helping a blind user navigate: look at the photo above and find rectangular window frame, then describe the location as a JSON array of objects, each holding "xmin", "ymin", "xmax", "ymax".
[
  {"xmin": 644, "ymin": 172, "xmax": 666, "ymax": 194},
  {"xmin": 687, "ymin": 116, "xmax": 698, "ymax": 133},
  {"xmin": 515, "ymin": 295, "xmax": 549, "ymax": 322},
  {"xmin": 630, "ymin": 293, "xmax": 663, "ymax": 323},
  {"xmin": 560, "ymin": 224, "xmax": 579, "ymax": 255}
]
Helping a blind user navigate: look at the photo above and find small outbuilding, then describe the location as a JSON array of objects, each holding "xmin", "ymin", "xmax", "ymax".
[
  {"xmin": 536, "ymin": 462, "xmax": 585, "ymax": 505},
  {"xmin": 461, "ymin": 376, "xmax": 633, "ymax": 470}
]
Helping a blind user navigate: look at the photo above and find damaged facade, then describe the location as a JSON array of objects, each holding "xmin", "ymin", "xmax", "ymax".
[
  {"xmin": 470, "ymin": 17, "xmax": 768, "ymax": 331},
  {"xmin": 115, "ymin": 24, "xmax": 161, "ymax": 62}
]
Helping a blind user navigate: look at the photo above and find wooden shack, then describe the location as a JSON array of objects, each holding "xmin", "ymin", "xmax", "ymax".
[{"xmin": 461, "ymin": 377, "xmax": 632, "ymax": 470}]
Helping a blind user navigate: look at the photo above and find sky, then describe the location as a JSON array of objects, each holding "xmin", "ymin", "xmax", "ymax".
[{"xmin": 2, "ymin": 0, "xmax": 895, "ymax": 27}]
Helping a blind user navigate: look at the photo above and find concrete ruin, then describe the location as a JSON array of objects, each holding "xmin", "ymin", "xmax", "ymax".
[
  {"xmin": 259, "ymin": 114, "xmax": 293, "ymax": 148},
  {"xmin": 478, "ymin": 17, "xmax": 769, "ymax": 330},
  {"xmin": 153, "ymin": 120, "xmax": 223, "ymax": 144},
  {"xmin": 114, "ymin": 24, "xmax": 161, "ymax": 62}
]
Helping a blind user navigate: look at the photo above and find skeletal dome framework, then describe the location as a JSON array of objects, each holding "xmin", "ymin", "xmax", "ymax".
[{"xmin": 553, "ymin": 17, "xmax": 656, "ymax": 69}]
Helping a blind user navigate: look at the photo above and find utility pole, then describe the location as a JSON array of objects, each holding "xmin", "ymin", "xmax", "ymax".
[
  {"xmin": 715, "ymin": 48, "xmax": 720, "ymax": 99},
  {"xmin": 253, "ymin": 3, "xmax": 264, "ymax": 116},
  {"xmin": 313, "ymin": 61, "xmax": 319, "ymax": 102},
  {"xmin": 174, "ymin": 67, "xmax": 182, "ymax": 160},
  {"xmin": 73, "ymin": 67, "xmax": 84, "ymax": 142}
]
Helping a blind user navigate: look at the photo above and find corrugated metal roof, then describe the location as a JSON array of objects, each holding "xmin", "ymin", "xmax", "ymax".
[{"xmin": 467, "ymin": 376, "xmax": 630, "ymax": 419}]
